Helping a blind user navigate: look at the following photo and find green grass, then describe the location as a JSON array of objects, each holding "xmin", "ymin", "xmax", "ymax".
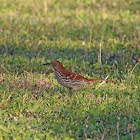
[{"xmin": 0, "ymin": 0, "xmax": 140, "ymax": 139}]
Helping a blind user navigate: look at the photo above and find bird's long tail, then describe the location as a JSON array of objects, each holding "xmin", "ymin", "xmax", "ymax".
[{"xmin": 87, "ymin": 79, "xmax": 113, "ymax": 82}]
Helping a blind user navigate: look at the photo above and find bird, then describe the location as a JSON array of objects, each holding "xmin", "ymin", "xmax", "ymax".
[{"xmin": 43, "ymin": 61, "xmax": 113, "ymax": 93}]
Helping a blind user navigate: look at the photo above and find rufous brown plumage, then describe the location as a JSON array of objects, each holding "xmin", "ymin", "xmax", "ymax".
[{"xmin": 44, "ymin": 61, "xmax": 112, "ymax": 92}]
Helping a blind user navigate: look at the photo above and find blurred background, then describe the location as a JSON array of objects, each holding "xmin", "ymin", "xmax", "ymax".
[{"xmin": 0, "ymin": 0, "xmax": 139, "ymax": 75}]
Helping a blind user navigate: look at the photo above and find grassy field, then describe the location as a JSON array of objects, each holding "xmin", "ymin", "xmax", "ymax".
[{"xmin": 0, "ymin": 0, "xmax": 140, "ymax": 139}]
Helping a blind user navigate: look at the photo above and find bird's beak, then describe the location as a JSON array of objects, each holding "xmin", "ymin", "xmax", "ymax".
[{"xmin": 43, "ymin": 63, "xmax": 50, "ymax": 65}]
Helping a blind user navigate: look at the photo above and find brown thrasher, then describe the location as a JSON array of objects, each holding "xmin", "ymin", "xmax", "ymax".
[{"xmin": 44, "ymin": 61, "xmax": 112, "ymax": 93}]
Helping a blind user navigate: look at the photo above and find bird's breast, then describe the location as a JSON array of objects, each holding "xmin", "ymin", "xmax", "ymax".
[{"xmin": 54, "ymin": 71, "xmax": 86, "ymax": 88}]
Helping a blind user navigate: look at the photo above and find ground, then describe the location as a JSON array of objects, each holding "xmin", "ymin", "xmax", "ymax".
[{"xmin": 0, "ymin": 0, "xmax": 140, "ymax": 139}]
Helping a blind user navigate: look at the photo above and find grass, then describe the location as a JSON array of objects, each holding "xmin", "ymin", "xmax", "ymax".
[{"xmin": 0, "ymin": 0, "xmax": 140, "ymax": 139}]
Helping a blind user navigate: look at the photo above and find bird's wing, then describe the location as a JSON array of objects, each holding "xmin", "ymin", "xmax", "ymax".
[{"xmin": 62, "ymin": 70, "xmax": 86, "ymax": 81}]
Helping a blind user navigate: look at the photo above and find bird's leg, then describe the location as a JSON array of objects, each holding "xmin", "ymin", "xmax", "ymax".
[
  {"xmin": 89, "ymin": 82, "xmax": 93, "ymax": 91},
  {"xmin": 74, "ymin": 88, "xmax": 77, "ymax": 95},
  {"xmin": 68, "ymin": 88, "xmax": 77, "ymax": 96},
  {"xmin": 69, "ymin": 88, "xmax": 73, "ymax": 94},
  {"xmin": 67, "ymin": 88, "xmax": 73, "ymax": 97}
]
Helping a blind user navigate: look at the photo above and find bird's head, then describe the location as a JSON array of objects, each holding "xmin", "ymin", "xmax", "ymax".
[{"xmin": 43, "ymin": 61, "xmax": 64, "ymax": 70}]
